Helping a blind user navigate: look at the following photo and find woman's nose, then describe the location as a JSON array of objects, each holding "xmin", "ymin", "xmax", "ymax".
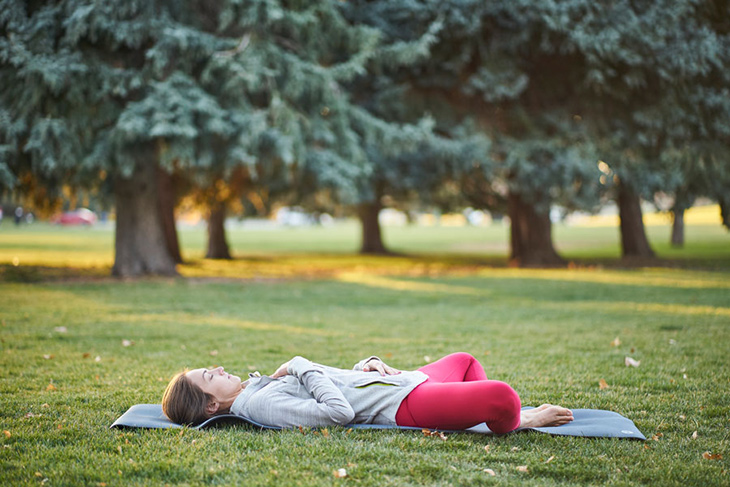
[{"xmin": 213, "ymin": 366, "xmax": 224, "ymax": 374}]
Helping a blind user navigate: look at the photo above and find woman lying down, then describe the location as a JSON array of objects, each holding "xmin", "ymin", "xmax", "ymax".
[{"xmin": 162, "ymin": 352, "xmax": 573, "ymax": 432}]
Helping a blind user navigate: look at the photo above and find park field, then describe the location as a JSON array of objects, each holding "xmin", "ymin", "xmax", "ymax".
[{"xmin": 0, "ymin": 217, "xmax": 729, "ymax": 486}]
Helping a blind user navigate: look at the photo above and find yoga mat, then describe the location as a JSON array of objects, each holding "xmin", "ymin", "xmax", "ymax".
[{"xmin": 110, "ymin": 404, "xmax": 646, "ymax": 440}]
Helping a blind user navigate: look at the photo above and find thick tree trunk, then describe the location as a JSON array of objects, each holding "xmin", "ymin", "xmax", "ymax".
[
  {"xmin": 113, "ymin": 161, "xmax": 178, "ymax": 277},
  {"xmin": 617, "ymin": 183, "xmax": 655, "ymax": 258},
  {"xmin": 359, "ymin": 201, "xmax": 388, "ymax": 254},
  {"xmin": 206, "ymin": 201, "xmax": 232, "ymax": 259},
  {"xmin": 507, "ymin": 192, "xmax": 565, "ymax": 267},
  {"xmin": 157, "ymin": 167, "xmax": 183, "ymax": 264},
  {"xmin": 670, "ymin": 207, "xmax": 685, "ymax": 248}
]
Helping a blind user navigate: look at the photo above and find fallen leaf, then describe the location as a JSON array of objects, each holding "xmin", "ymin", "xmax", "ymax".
[
  {"xmin": 669, "ymin": 339, "xmax": 677, "ymax": 345},
  {"xmin": 703, "ymin": 452, "xmax": 722, "ymax": 460},
  {"xmin": 423, "ymin": 356, "xmax": 431, "ymax": 363},
  {"xmin": 94, "ymin": 356, "xmax": 101, "ymax": 362},
  {"xmin": 24, "ymin": 412, "xmax": 40, "ymax": 418},
  {"xmin": 683, "ymin": 373, "xmax": 688, "ymax": 379},
  {"xmin": 611, "ymin": 337, "xmax": 621, "ymax": 347},
  {"xmin": 599, "ymin": 379, "xmax": 609, "ymax": 390},
  {"xmin": 3, "ymin": 430, "xmax": 10, "ymax": 438},
  {"xmin": 53, "ymin": 327, "xmax": 67, "ymax": 333},
  {"xmin": 35, "ymin": 472, "xmax": 43, "ymax": 477},
  {"xmin": 345, "ymin": 428, "xmax": 353, "ymax": 435},
  {"xmin": 625, "ymin": 356, "xmax": 641, "ymax": 367},
  {"xmin": 483, "ymin": 468, "xmax": 496, "ymax": 476},
  {"xmin": 209, "ymin": 350, "xmax": 218, "ymax": 356},
  {"xmin": 630, "ymin": 347, "xmax": 635, "ymax": 353},
  {"xmin": 692, "ymin": 431, "xmax": 698, "ymax": 439},
  {"xmin": 511, "ymin": 446, "xmax": 520, "ymax": 452},
  {"xmin": 42, "ymin": 354, "xmax": 53, "ymax": 360},
  {"xmin": 298, "ymin": 426, "xmax": 306, "ymax": 435},
  {"xmin": 82, "ymin": 353, "xmax": 91, "ymax": 359},
  {"xmin": 322, "ymin": 428, "xmax": 329, "ymax": 438},
  {"xmin": 41, "ymin": 403, "xmax": 49, "ymax": 408},
  {"xmin": 545, "ymin": 456, "xmax": 555, "ymax": 464},
  {"xmin": 679, "ymin": 415, "xmax": 686, "ymax": 420},
  {"xmin": 484, "ymin": 444, "xmax": 491, "ymax": 453},
  {"xmin": 46, "ymin": 382, "xmax": 56, "ymax": 391},
  {"xmin": 121, "ymin": 340, "xmax": 133, "ymax": 347},
  {"xmin": 516, "ymin": 465, "xmax": 529, "ymax": 473},
  {"xmin": 333, "ymin": 468, "xmax": 347, "ymax": 478},
  {"xmin": 421, "ymin": 429, "xmax": 448, "ymax": 441}
]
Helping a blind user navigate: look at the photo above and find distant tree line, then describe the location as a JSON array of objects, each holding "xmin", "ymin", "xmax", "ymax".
[{"xmin": 1, "ymin": 0, "xmax": 728, "ymax": 276}]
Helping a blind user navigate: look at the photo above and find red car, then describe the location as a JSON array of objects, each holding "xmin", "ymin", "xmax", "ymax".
[{"xmin": 51, "ymin": 208, "xmax": 98, "ymax": 226}]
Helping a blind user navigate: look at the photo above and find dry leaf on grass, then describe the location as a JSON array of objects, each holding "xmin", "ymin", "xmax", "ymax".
[
  {"xmin": 209, "ymin": 350, "xmax": 218, "ymax": 356},
  {"xmin": 121, "ymin": 340, "xmax": 134, "ymax": 347},
  {"xmin": 703, "ymin": 452, "xmax": 722, "ymax": 460},
  {"xmin": 42, "ymin": 354, "xmax": 53, "ymax": 360},
  {"xmin": 599, "ymin": 379, "xmax": 609, "ymax": 390},
  {"xmin": 516, "ymin": 465, "xmax": 529, "ymax": 473},
  {"xmin": 625, "ymin": 357, "xmax": 641, "ymax": 367},
  {"xmin": 298, "ymin": 426, "xmax": 306, "ymax": 435},
  {"xmin": 483, "ymin": 468, "xmax": 496, "ymax": 476},
  {"xmin": 692, "ymin": 431, "xmax": 698, "ymax": 439},
  {"xmin": 322, "ymin": 428, "xmax": 329, "ymax": 438},
  {"xmin": 45, "ymin": 382, "xmax": 56, "ymax": 391},
  {"xmin": 53, "ymin": 327, "xmax": 67, "ymax": 333},
  {"xmin": 611, "ymin": 337, "xmax": 621, "ymax": 347},
  {"xmin": 3, "ymin": 430, "xmax": 10, "ymax": 438},
  {"xmin": 333, "ymin": 468, "xmax": 347, "ymax": 478},
  {"xmin": 484, "ymin": 444, "xmax": 490, "ymax": 453},
  {"xmin": 94, "ymin": 356, "xmax": 101, "ymax": 362},
  {"xmin": 421, "ymin": 429, "xmax": 448, "ymax": 441},
  {"xmin": 545, "ymin": 456, "xmax": 555, "ymax": 464}
]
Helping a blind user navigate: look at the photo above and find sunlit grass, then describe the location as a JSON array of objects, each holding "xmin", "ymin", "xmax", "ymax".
[{"xmin": 1, "ymin": 219, "xmax": 729, "ymax": 279}]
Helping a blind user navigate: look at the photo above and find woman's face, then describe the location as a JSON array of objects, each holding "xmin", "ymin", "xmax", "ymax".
[{"xmin": 186, "ymin": 366, "xmax": 242, "ymax": 401}]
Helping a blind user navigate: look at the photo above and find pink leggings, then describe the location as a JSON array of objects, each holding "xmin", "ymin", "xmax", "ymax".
[{"xmin": 395, "ymin": 352, "xmax": 521, "ymax": 433}]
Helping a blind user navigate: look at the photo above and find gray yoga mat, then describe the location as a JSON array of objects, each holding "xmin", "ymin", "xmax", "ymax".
[{"xmin": 110, "ymin": 404, "xmax": 646, "ymax": 440}]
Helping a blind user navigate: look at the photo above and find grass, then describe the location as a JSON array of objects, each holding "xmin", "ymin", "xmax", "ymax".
[{"xmin": 0, "ymin": 218, "xmax": 729, "ymax": 486}]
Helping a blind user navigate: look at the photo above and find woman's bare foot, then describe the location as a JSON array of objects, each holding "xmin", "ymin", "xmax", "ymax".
[{"xmin": 519, "ymin": 404, "xmax": 574, "ymax": 428}]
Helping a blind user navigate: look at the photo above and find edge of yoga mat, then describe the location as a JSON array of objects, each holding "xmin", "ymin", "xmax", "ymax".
[{"xmin": 110, "ymin": 404, "xmax": 646, "ymax": 440}]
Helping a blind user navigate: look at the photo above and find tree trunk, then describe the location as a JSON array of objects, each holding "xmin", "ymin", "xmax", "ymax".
[
  {"xmin": 157, "ymin": 167, "xmax": 183, "ymax": 264},
  {"xmin": 507, "ymin": 192, "xmax": 565, "ymax": 267},
  {"xmin": 670, "ymin": 207, "xmax": 685, "ymax": 248},
  {"xmin": 206, "ymin": 201, "xmax": 232, "ymax": 259},
  {"xmin": 359, "ymin": 201, "xmax": 388, "ymax": 254},
  {"xmin": 617, "ymin": 183, "xmax": 655, "ymax": 258},
  {"xmin": 113, "ymin": 161, "xmax": 178, "ymax": 277}
]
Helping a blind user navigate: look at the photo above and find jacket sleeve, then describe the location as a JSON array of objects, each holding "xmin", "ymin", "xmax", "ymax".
[
  {"xmin": 352, "ymin": 356, "xmax": 381, "ymax": 371},
  {"xmin": 247, "ymin": 356, "xmax": 355, "ymax": 428}
]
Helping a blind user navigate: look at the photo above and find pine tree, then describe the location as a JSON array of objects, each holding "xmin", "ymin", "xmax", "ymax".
[
  {"xmin": 1, "ymin": 0, "xmax": 259, "ymax": 275},
  {"xmin": 344, "ymin": 0, "xmax": 602, "ymax": 266}
]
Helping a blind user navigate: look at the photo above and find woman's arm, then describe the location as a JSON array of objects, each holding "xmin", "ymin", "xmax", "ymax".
[{"xmin": 250, "ymin": 356, "xmax": 354, "ymax": 428}]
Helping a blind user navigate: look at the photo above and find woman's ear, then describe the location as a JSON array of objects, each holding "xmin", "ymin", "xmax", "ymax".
[{"xmin": 205, "ymin": 399, "xmax": 220, "ymax": 416}]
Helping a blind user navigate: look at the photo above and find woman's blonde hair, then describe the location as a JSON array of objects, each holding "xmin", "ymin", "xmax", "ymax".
[{"xmin": 161, "ymin": 370, "xmax": 212, "ymax": 425}]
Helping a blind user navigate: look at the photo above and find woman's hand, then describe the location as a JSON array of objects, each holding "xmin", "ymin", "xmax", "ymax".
[
  {"xmin": 363, "ymin": 358, "xmax": 400, "ymax": 376},
  {"xmin": 271, "ymin": 360, "xmax": 291, "ymax": 379}
]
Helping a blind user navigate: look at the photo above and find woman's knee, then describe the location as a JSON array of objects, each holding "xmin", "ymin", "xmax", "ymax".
[{"xmin": 489, "ymin": 381, "xmax": 521, "ymax": 416}]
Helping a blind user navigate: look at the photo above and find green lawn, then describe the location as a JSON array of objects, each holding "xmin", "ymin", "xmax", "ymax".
[{"xmin": 1, "ymin": 222, "xmax": 729, "ymax": 486}]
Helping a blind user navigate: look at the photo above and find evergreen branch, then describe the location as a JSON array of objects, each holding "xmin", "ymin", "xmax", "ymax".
[{"xmin": 215, "ymin": 33, "xmax": 251, "ymax": 58}]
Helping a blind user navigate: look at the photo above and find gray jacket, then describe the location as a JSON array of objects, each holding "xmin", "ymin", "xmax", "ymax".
[{"xmin": 229, "ymin": 356, "xmax": 428, "ymax": 428}]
